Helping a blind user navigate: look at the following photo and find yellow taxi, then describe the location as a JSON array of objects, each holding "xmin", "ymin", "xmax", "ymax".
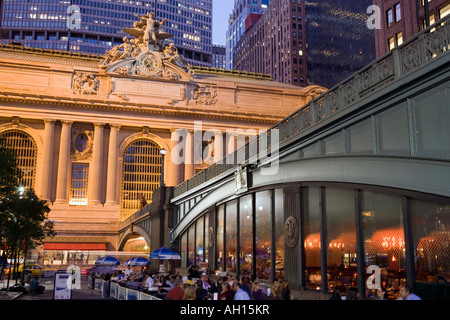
[{"xmin": 5, "ymin": 263, "xmax": 56, "ymax": 277}]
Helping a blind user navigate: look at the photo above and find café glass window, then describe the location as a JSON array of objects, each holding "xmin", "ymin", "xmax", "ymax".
[
  {"xmin": 325, "ymin": 188, "xmax": 357, "ymax": 294},
  {"xmin": 196, "ymin": 216, "xmax": 204, "ymax": 266},
  {"xmin": 181, "ymin": 232, "xmax": 187, "ymax": 268},
  {"xmin": 255, "ymin": 191, "xmax": 272, "ymax": 280},
  {"xmin": 274, "ymin": 189, "xmax": 285, "ymax": 279},
  {"xmin": 188, "ymin": 223, "xmax": 195, "ymax": 267},
  {"xmin": 216, "ymin": 205, "xmax": 224, "ymax": 271},
  {"xmin": 239, "ymin": 195, "xmax": 253, "ymax": 277},
  {"xmin": 226, "ymin": 200, "xmax": 237, "ymax": 273},
  {"xmin": 411, "ymin": 199, "xmax": 450, "ymax": 284},
  {"xmin": 361, "ymin": 191, "xmax": 404, "ymax": 298},
  {"xmin": 302, "ymin": 187, "xmax": 322, "ymax": 290}
]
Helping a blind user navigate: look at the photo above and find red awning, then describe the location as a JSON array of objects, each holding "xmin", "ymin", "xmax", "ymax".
[{"xmin": 44, "ymin": 243, "xmax": 106, "ymax": 251}]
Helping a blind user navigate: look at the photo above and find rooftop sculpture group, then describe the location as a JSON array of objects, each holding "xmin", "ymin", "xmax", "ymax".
[{"xmin": 100, "ymin": 12, "xmax": 193, "ymax": 80}]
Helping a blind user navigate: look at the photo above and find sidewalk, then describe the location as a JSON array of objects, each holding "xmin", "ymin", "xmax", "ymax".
[{"xmin": 0, "ymin": 276, "xmax": 113, "ymax": 300}]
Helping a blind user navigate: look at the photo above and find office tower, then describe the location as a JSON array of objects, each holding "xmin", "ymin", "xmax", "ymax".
[
  {"xmin": 305, "ymin": 0, "xmax": 376, "ymax": 89},
  {"xmin": 212, "ymin": 44, "xmax": 226, "ymax": 69},
  {"xmin": 233, "ymin": 0, "xmax": 376, "ymax": 89},
  {"xmin": 226, "ymin": 0, "xmax": 272, "ymax": 70},
  {"xmin": 372, "ymin": 0, "xmax": 450, "ymax": 58},
  {"xmin": 0, "ymin": 0, "xmax": 212, "ymax": 66},
  {"xmin": 233, "ymin": 0, "xmax": 307, "ymax": 86}
]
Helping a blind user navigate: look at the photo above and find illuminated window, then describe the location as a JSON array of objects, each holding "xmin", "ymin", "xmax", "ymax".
[
  {"xmin": 439, "ymin": 3, "xmax": 450, "ymax": 19},
  {"xmin": 120, "ymin": 139, "xmax": 162, "ymax": 221},
  {"xmin": 0, "ymin": 130, "xmax": 37, "ymax": 189},
  {"xmin": 388, "ymin": 36, "xmax": 395, "ymax": 51},
  {"xmin": 396, "ymin": 32, "xmax": 403, "ymax": 46},
  {"xmin": 69, "ymin": 163, "xmax": 89, "ymax": 206}
]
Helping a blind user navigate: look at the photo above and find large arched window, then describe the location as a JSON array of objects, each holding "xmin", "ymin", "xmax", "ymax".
[
  {"xmin": 120, "ymin": 138, "xmax": 162, "ymax": 221},
  {"xmin": 0, "ymin": 129, "xmax": 37, "ymax": 189}
]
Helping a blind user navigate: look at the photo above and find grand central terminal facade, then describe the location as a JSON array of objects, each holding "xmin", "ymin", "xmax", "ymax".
[{"xmin": 0, "ymin": 13, "xmax": 326, "ymax": 265}]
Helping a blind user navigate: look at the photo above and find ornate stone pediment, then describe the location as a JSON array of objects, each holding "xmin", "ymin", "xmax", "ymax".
[{"xmin": 99, "ymin": 12, "xmax": 194, "ymax": 82}]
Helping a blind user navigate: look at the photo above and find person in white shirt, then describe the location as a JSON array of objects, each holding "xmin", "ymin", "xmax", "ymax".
[
  {"xmin": 144, "ymin": 272, "xmax": 155, "ymax": 288},
  {"xmin": 124, "ymin": 265, "xmax": 134, "ymax": 278}
]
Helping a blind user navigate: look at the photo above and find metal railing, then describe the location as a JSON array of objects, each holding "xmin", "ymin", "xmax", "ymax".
[
  {"xmin": 173, "ymin": 15, "xmax": 450, "ymax": 198},
  {"xmin": 93, "ymin": 279, "xmax": 162, "ymax": 300}
]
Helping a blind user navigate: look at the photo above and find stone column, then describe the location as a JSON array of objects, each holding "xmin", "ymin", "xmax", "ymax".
[
  {"xmin": 214, "ymin": 132, "xmax": 224, "ymax": 163},
  {"xmin": 166, "ymin": 130, "xmax": 180, "ymax": 187},
  {"xmin": 105, "ymin": 124, "xmax": 120, "ymax": 205},
  {"xmin": 88, "ymin": 123, "xmax": 104, "ymax": 205},
  {"xmin": 184, "ymin": 130, "xmax": 195, "ymax": 180},
  {"xmin": 55, "ymin": 120, "xmax": 73, "ymax": 204},
  {"xmin": 40, "ymin": 119, "xmax": 56, "ymax": 201}
]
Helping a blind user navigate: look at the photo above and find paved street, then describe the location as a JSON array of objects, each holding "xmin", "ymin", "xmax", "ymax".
[{"xmin": 1, "ymin": 276, "xmax": 114, "ymax": 300}]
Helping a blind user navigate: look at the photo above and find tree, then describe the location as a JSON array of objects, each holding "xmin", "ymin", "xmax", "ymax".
[
  {"xmin": 0, "ymin": 138, "xmax": 55, "ymax": 290},
  {"xmin": 0, "ymin": 138, "xmax": 21, "ymax": 281}
]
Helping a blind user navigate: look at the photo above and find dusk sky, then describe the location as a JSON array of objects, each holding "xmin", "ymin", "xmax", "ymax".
[{"xmin": 212, "ymin": 1, "xmax": 234, "ymax": 45}]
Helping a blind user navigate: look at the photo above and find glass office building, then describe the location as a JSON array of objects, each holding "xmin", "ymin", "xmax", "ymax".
[
  {"xmin": 226, "ymin": 0, "xmax": 271, "ymax": 70},
  {"xmin": 305, "ymin": 0, "xmax": 376, "ymax": 89},
  {"xmin": 0, "ymin": 0, "xmax": 212, "ymax": 66}
]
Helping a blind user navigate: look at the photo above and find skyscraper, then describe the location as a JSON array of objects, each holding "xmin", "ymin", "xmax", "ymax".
[
  {"xmin": 212, "ymin": 44, "xmax": 226, "ymax": 69},
  {"xmin": 305, "ymin": 0, "xmax": 376, "ymax": 89},
  {"xmin": 233, "ymin": 0, "xmax": 307, "ymax": 86},
  {"xmin": 0, "ymin": 0, "xmax": 212, "ymax": 66},
  {"xmin": 233, "ymin": 0, "xmax": 376, "ymax": 89},
  {"xmin": 372, "ymin": 0, "xmax": 450, "ymax": 58},
  {"xmin": 226, "ymin": 0, "xmax": 272, "ymax": 70}
]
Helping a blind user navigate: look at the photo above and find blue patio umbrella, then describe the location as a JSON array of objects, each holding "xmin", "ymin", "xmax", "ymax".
[
  {"xmin": 149, "ymin": 246, "xmax": 181, "ymax": 260},
  {"xmin": 95, "ymin": 255, "xmax": 120, "ymax": 266},
  {"xmin": 124, "ymin": 256, "xmax": 151, "ymax": 267}
]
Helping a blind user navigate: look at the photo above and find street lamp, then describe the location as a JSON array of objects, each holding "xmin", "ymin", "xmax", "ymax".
[{"xmin": 160, "ymin": 148, "xmax": 166, "ymax": 187}]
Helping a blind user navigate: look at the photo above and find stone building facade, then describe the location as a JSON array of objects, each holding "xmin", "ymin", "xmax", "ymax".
[{"xmin": 0, "ymin": 40, "xmax": 324, "ymax": 254}]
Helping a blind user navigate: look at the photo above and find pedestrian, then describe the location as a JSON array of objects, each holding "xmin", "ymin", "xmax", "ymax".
[
  {"xmin": 329, "ymin": 288, "xmax": 342, "ymax": 300},
  {"xmin": 233, "ymin": 281, "xmax": 250, "ymax": 300},
  {"xmin": 399, "ymin": 284, "xmax": 421, "ymax": 300},
  {"xmin": 251, "ymin": 281, "xmax": 268, "ymax": 300},
  {"xmin": 165, "ymin": 278, "xmax": 184, "ymax": 300},
  {"xmin": 282, "ymin": 280, "xmax": 291, "ymax": 300}
]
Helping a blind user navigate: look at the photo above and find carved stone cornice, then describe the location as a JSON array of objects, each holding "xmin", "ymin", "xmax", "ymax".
[{"xmin": 0, "ymin": 93, "xmax": 282, "ymax": 124}]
